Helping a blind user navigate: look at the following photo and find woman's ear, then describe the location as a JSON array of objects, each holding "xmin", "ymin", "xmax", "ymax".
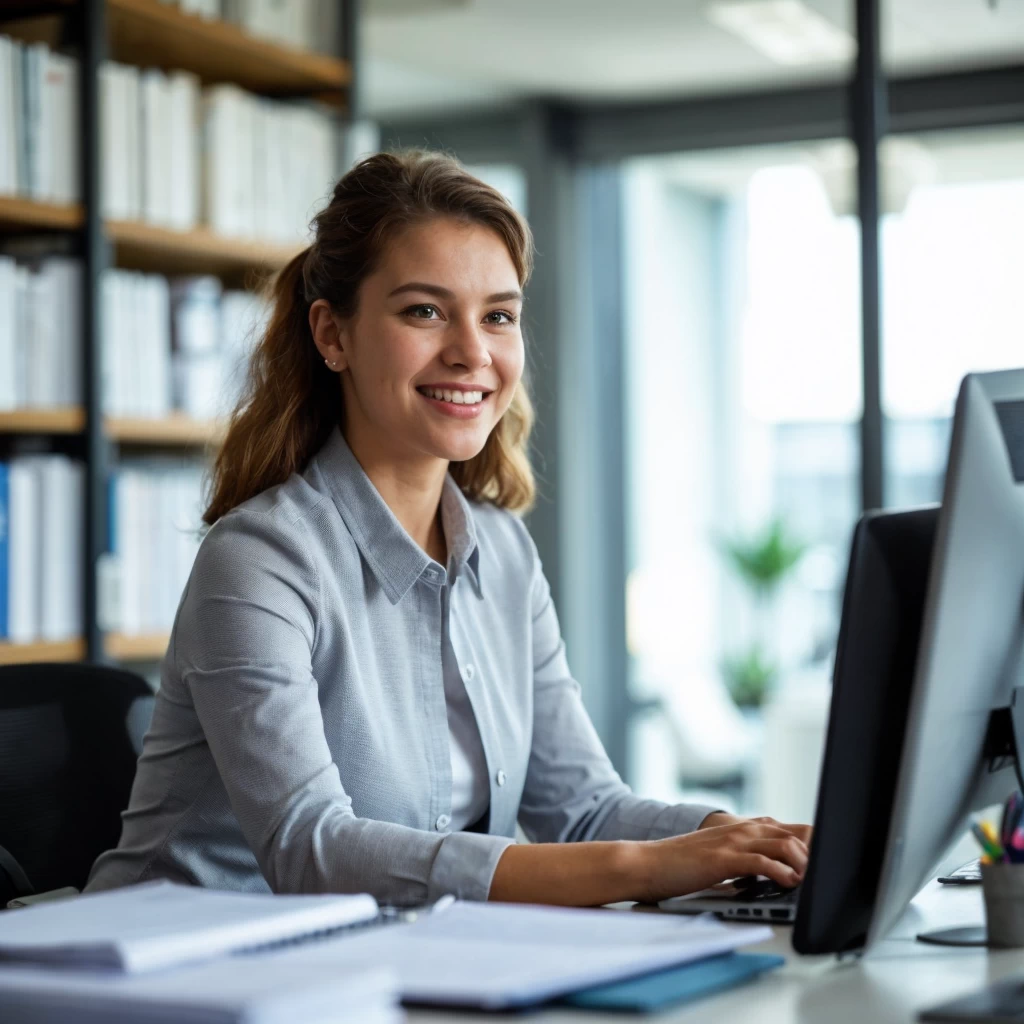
[{"xmin": 309, "ymin": 299, "xmax": 349, "ymax": 372}]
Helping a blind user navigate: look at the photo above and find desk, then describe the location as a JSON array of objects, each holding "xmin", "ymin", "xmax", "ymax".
[{"xmin": 409, "ymin": 845, "xmax": 1019, "ymax": 1023}]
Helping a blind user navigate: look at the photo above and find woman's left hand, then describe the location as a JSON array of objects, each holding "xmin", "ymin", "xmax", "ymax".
[{"xmin": 700, "ymin": 812, "xmax": 812, "ymax": 849}]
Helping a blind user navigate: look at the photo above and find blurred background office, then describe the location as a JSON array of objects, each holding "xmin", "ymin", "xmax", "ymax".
[{"xmin": 0, "ymin": 0, "xmax": 1021, "ymax": 826}]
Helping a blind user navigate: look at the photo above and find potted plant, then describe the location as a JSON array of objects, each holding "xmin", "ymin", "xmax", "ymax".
[{"xmin": 720, "ymin": 518, "xmax": 807, "ymax": 709}]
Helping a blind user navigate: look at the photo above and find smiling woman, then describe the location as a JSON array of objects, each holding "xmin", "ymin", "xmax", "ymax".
[
  {"xmin": 86, "ymin": 151, "xmax": 810, "ymax": 907},
  {"xmin": 204, "ymin": 152, "xmax": 536, "ymax": 527}
]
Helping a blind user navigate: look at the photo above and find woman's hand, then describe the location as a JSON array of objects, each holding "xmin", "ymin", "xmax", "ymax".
[
  {"xmin": 700, "ymin": 811, "xmax": 813, "ymax": 848},
  {"xmin": 625, "ymin": 816, "xmax": 812, "ymax": 904}
]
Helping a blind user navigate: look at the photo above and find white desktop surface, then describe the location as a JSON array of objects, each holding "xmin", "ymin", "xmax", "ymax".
[{"xmin": 408, "ymin": 841, "xmax": 1017, "ymax": 1023}]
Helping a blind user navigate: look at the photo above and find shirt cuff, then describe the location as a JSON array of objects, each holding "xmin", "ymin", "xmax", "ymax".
[
  {"xmin": 646, "ymin": 802, "xmax": 725, "ymax": 840},
  {"xmin": 427, "ymin": 830, "xmax": 516, "ymax": 902}
]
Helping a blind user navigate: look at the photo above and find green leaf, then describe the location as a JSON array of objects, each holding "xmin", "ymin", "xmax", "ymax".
[{"xmin": 720, "ymin": 517, "xmax": 807, "ymax": 595}]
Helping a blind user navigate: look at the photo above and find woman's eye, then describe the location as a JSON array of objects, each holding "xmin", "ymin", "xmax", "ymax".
[
  {"xmin": 404, "ymin": 304, "xmax": 440, "ymax": 320},
  {"xmin": 484, "ymin": 310, "xmax": 517, "ymax": 325}
]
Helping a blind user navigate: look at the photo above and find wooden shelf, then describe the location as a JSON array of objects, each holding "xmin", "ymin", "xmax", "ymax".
[
  {"xmin": 105, "ymin": 632, "xmax": 168, "ymax": 661},
  {"xmin": 0, "ymin": 639, "xmax": 85, "ymax": 665},
  {"xmin": 106, "ymin": 413, "xmax": 225, "ymax": 446},
  {"xmin": 109, "ymin": 219, "xmax": 300, "ymax": 279},
  {"xmin": 0, "ymin": 409, "xmax": 223, "ymax": 446},
  {"xmin": 0, "ymin": 198, "xmax": 298, "ymax": 278},
  {"xmin": 0, "ymin": 407, "xmax": 86, "ymax": 433},
  {"xmin": 107, "ymin": 0, "xmax": 350, "ymax": 101},
  {"xmin": 1, "ymin": 0, "xmax": 350, "ymax": 99},
  {"xmin": 0, "ymin": 194, "xmax": 82, "ymax": 232}
]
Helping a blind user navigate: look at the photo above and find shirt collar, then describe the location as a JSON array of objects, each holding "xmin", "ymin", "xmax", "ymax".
[
  {"xmin": 311, "ymin": 427, "xmax": 482, "ymax": 604},
  {"xmin": 440, "ymin": 472, "xmax": 483, "ymax": 597}
]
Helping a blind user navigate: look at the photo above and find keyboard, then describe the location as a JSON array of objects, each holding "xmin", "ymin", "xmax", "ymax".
[
  {"xmin": 730, "ymin": 876, "xmax": 801, "ymax": 904},
  {"xmin": 936, "ymin": 858, "xmax": 982, "ymax": 885},
  {"xmin": 659, "ymin": 875, "xmax": 801, "ymax": 921}
]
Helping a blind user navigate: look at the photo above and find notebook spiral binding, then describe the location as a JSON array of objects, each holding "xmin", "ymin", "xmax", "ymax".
[{"xmin": 241, "ymin": 905, "xmax": 415, "ymax": 956}]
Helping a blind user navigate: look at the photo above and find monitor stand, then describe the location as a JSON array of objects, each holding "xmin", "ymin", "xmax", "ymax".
[
  {"xmin": 916, "ymin": 687, "xmax": 1024, "ymax": 947},
  {"xmin": 917, "ymin": 926, "xmax": 988, "ymax": 947}
]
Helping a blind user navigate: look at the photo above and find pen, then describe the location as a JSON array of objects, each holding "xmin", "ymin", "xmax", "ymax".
[
  {"xmin": 981, "ymin": 820, "xmax": 1001, "ymax": 850},
  {"xmin": 1009, "ymin": 825, "xmax": 1024, "ymax": 864},
  {"xmin": 1002, "ymin": 792, "xmax": 1022, "ymax": 848},
  {"xmin": 982, "ymin": 819, "xmax": 1007, "ymax": 861},
  {"xmin": 971, "ymin": 821, "xmax": 1003, "ymax": 862},
  {"xmin": 431, "ymin": 894, "xmax": 457, "ymax": 914}
]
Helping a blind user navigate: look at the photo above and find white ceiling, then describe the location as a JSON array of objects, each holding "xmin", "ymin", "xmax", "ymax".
[{"xmin": 363, "ymin": 0, "xmax": 1024, "ymax": 118}]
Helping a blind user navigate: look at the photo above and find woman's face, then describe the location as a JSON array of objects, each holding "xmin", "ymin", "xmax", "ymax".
[{"xmin": 325, "ymin": 216, "xmax": 525, "ymax": 466}]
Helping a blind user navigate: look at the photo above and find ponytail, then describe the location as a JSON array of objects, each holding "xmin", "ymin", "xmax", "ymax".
[{"xmin": 203, "ymin": 248, "xmax": 338, "ymax": 525}]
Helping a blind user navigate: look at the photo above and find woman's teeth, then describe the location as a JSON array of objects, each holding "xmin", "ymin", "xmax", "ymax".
[{"xmin": 421, "ymin": 388, "xmax": 484, "ymax": 405}]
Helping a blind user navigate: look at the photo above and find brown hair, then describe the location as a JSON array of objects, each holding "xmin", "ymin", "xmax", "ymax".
[{"xmin": 203, "ymin": 150, "xmax": 536, "ymax": 526}]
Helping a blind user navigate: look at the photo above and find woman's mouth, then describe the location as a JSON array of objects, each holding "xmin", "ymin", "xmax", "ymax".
[{"xmin": 416, "ymin": 386, "xmax": 491, "ymax": 419}]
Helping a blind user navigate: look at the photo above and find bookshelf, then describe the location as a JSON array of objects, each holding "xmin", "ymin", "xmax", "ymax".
[
  {"xmin": 109, "ymin": 220, "xmax": 299, "ymax": 278},
  {"xmin": 104, "ymin": 631, "xmax": 169, "ymax": 662},
  {"xmin": 106, "ymin": 414, "xmax": 224, "ymax": 446},
  {"xmin": 0, "ymin": 0, "xmax": 357, "ymax": 665},
  {"xmin": 0, "ymin": 197, "xmax": 296, "ymax": 277},
  {"xmin": 0, "ymin": 408, "xmax": 86, "ymax": 433},
  {"xmin": 0, "ymin": 639, "xmax": 87, "ymax": 665},
  {"xmin": 0, "ymin": 410, "xmax": 223, "ymax": 445},
  {"xmin": 0, "ymin": 195, "xmax": 83, "ymax": 231},
  {"xmin": 106, "ymin": 0, "xmax": 350, "ymax": 100}
]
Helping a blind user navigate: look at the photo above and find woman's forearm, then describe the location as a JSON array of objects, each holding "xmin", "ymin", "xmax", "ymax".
[
  {"xmin": 489, "ymin": 840, "xmax": 646, "ymax": 905},
  {"xmin": 488, "ymin": 818, "xmax": 814, "ymax": 906}
]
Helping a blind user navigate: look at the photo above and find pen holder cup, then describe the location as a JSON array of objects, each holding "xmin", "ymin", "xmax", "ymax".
[{"xmin": 982, "ymin": 862, "xmax": 1024, "ymax": 948}]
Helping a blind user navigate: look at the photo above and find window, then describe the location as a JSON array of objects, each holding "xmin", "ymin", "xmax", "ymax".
[
  {"xmin": 623, "ymin": 143, "xmax": 858, "ymax": 818},
  {"xmin": 881, "ymin": 128, "xmax": 1024, "ymax": 506}
]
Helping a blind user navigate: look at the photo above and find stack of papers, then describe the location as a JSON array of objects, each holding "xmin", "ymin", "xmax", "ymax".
[
  {"xmin": 257, "ymin": 900, "xmax": 773, "ymax": 1010},
  {"xmin": 0, "ymin": 881, "xmax": 772, "ymax": 1016},
  {"xmin": 0, "ymin": 957, "xmax": 400, "ymax": 1024}
]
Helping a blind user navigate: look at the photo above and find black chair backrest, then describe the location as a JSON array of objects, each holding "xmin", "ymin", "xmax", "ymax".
[{"xmin": 0, "ymin": 662, "xmax": 153, "ymax": 903}]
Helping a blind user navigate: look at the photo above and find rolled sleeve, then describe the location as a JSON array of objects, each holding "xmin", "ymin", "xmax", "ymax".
[{"xmin": 427, "ymin": 831, "xmax": 516, "ymax": 902}]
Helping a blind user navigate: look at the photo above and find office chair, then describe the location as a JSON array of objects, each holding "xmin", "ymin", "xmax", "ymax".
[{"xmin": 0, "ymin": 662, "xmax": 153, "ymax": 906}]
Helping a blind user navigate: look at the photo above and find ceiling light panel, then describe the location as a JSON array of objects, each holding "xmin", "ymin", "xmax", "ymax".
[{"xmin": 707, "ymin": 0, "xmax": 856, "ymax": 65}]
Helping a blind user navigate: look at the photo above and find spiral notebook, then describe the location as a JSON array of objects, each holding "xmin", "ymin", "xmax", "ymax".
[{"xmin": 0, "ymin": 880, "xmax": 380, "ymax": 974}]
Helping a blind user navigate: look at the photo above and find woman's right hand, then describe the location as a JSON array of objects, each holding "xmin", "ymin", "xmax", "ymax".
[{"xmin": 627, "ymin": 818, "xmax": 810, "ymax": 904}]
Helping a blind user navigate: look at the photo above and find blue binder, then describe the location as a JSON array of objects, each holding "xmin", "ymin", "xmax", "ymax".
[{"xmin": 562, "ymin": 952, "xmax": 785, "ymax": 1013}]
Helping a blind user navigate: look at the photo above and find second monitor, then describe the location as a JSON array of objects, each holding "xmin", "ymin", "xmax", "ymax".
[{"xmin": 797, "ymin": 367, "xmax": 1024, "ymax": 954}]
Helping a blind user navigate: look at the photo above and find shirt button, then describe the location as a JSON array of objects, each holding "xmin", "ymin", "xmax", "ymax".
[
  {"xmin": 435, "ymin": 814, "xmax": 451, "ymax": 831},
  {"xmin": 495, "ymin": 770, "xmax": 507, "ymax": 787},
  {"xmin": 464, "ymin": 664, "xmax": 475, "ymax": 681}
]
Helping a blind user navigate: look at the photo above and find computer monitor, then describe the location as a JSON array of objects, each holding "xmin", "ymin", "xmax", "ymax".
[
  {"xmin": 791, "ymin": 368, "xmax": 1024, "ymax": 955},
  {"xmin": 791, "ymin": 505, "xmax": 939, "ymax": 954},
  {"xmin": 868, "ymin": 369, "xmax": 1024, "ymax": 946}
]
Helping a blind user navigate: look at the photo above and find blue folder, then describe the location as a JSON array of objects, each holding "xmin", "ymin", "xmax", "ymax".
[{"xmin": 562, "ymin": 952, "xmax": 785, "ymax": 1013}]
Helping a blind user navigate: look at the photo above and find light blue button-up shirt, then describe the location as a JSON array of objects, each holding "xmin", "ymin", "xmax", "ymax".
[{"xmin": 87, "ymin": 427, "xmax": 717, "ymax": 904}]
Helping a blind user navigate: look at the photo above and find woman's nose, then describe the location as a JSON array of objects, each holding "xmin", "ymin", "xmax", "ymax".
[{"xmin": 443, "ymin": 320, "xmax": 492, "ymax": 370}]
